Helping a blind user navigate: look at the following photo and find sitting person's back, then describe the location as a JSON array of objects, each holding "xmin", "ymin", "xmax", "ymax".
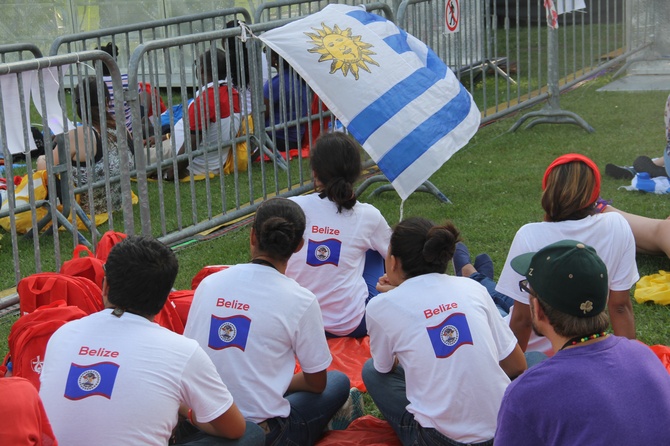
[
  {"xmin": 184, "ymin": 198, "xmax": 350, "ymax": 446},
  {"xmin": 169, "ymin": 49, "xmax": 241, "ymax": 179},
  {"xmin": 263, "ymin": 51, "xmax": 310, "ymax": 151},
  {"xmin": 285, "ymin": 133, "xmax": 391, "ymax": 337},
  {"xmin": 364, "ymin": 218, "xmax": 526, "ymax": 445},
  {"xmin": 496, "ymin": 240, "xmax": 670, "ymax": 445},
  {"xmin": 39, "ymin": 236, "xmax": 258, "ymax": 446}
]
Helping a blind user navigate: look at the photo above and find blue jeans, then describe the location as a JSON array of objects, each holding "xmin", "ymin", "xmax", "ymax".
[
  {"xmin": 468, "ymin": 272, "xmax": 515, "ymax": 316},
  {"xmin": 264, "ymin": 371, "xmax": 350, "ymax": 446},
  {"xmin": 174, "ymin": 421, "xmax": 264, "ymax": 446},
  {"xmin": 362, "ymin": 360, "xmax": 493, "ymax": 446},
  {"xmin": 326, "ymin": 250, "xmax": 384, "ymax": 338},
  {"xmin": 664, "ymin": 140, "xmax": 670, "ymax": 177}
]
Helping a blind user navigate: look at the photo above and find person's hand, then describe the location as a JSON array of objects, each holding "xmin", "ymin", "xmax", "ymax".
[{"xmin": 376, "ymin": 274, "xmax": 396, "ymax": 293}]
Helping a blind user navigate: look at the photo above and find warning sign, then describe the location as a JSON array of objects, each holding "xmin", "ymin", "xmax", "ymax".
[{"xmin": 445, "ymin": 0, "xmax": 460, "ymax": 33}]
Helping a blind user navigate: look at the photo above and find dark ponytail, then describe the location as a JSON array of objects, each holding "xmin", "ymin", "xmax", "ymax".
[
  {"xmin": 253, "ymin": 198, "xmax": 306, "ymax": 260},
  {"xmin": 390, "ymin": 218, "xmax": 461, "ymax": 278},
  {"xmin": 311, "ymin": 133, "xmax": 361, "ymax": 213}
]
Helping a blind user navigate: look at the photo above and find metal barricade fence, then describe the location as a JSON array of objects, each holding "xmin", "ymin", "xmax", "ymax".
[
  {"xmin": 49, "ymin": 8, "xmax": 253, "ymax": 88},
  {"xmin": 254, "ymin": 0, "xmax": 396, "ymax": 22},
  {"xmin": 0, "ymin": 52, "xmax": 133, "ymax": 287},
  {"xmin": 0, "ymin": 44, "xmax": 43, "ymax": 63},
  {"xmin": 395, "ymin": 0, "xmax": 642, "ymax": 124},
  {"xmin": 0, "ymin": 0, "xmax": 660, "ymax": 291},
  {"xmin": 126, "ymin": 19, "xmax": 320, "ymax": 245}
]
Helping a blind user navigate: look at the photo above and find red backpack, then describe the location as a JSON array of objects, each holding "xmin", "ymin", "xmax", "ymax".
[
  {"xmin": 154, "ymin": 298, "xmax": 185, "ymax": 335},
  {"xmin": 17, "ymin": 272, "xmax": 103, "ymax": 316},
  {"xmin": 167, "ymin": 290, "xmax": 195, "ymax": 328},
  {"xmin": 191, "ymin": 265, "xmax": 229, "ymax": 290},
  {"xmin": 95, "ymin": 230, "xmax": 128, "ymax": 261},
  {"xmin": 60, "ymin": 245, "xmax": 106, "ymax": 289},
  {"xmin": 1, "ymin": 300, "xmax": 87, "ymax": 390}
]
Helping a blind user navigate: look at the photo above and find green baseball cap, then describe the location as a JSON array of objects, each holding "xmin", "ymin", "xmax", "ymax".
[{"xmin": 511, "ymin": 240, "xmax": 608, "ymax": 318}]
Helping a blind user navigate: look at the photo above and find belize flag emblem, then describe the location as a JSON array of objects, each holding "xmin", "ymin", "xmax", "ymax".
[
  {"xmin": 306, "ymin": 238, "xmax": 341, "ymax": 267},
  {"xmin": 208, "ymin": 315, "xmax": 251, "ymax": 351},
  {"xmin": 426, "ymin": 312, "xmax": 473, "ymax": 358},
  {"xmin": 259, "ymin": 4, "xmax": 480, "ymax": 200},
  {"xmin": 64, "ymin": 362, "xmax": 119, "ymax": 400}
]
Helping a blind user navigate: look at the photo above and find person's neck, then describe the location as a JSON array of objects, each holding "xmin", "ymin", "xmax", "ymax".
[
  {"xmin": 553, "ymin": 332, "xmax": 608, "ymax": 352},
  {"xmin": 251, "ymin": 254, "xmax": 287, "ymax": 274}
]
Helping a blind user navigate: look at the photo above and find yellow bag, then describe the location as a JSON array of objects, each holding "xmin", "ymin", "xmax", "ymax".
[
  {"xmin": 0, "ymin": 170, "xmax": 49, "ymax": 233},
  {"xmin": 634, "ymin": 270, "xmax": 670, "ymax": 306},
  {"xmin": 223, "ymin": 115, "xmax": 252, "ymax": 175}
]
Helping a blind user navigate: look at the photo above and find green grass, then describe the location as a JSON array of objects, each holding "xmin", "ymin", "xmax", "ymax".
[{"xmin": 168, "ymin": 68, "xmax": 670, "ymax": 349}]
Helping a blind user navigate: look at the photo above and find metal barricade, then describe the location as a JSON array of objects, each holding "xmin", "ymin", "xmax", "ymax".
[
  {"xmin": 0, "ymin": 52, "xmax": 133, "ymax": 287},
  {"xmin": 0, "ymin": 44, "xmax": 43, "ymax": 63},
  {"xmin": 49, "ymin": 8, "xmax": 253, "ymax": 87},
  {"xmin": 126, "ymin": 19, "xmax": 318, "ymax": 245},
  {"xmin": 254, "ymin": 0, "xmax": 395, "ymax": 23}
]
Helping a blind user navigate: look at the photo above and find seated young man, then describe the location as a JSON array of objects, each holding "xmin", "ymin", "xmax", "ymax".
[
  {"xmin": 496, "ymin": 240, "xmax": 670, "ymax": 445},
  {"xmin": 39, "ymin": 236, "xmax": 263, "ymax": 446},
  {"xmin": 167, "ymin": 48, "xmax": 242, "ymax": 180}
]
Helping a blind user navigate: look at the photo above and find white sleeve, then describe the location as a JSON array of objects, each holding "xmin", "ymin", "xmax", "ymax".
[
  {"xmin": 495, "ymin": 227, "xmax": 535, "ymax": 305},
  {"xmin": 480, "ymin": 289, "xmax": 518, "ymax": 361},
  {"xmin": 293, "ymin": 298, "xmax": 332, "ymax": 373},
  {"xmin": 608, "ymin": 215, "xmax": 639, "ymax": 291},
  {"xmin": 181, "ymin": 346, "xmax": 234, "ymax": 423},
  {"xmin": 368, "ymin": 209, "xmax": 392, "ymax": 258},
  {"xmin": 365, "ymin": 300, "xmax": 395, "ymax": 373}
]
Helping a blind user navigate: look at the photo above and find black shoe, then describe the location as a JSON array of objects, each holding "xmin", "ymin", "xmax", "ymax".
[
  {"xmin": 633, "ymin": 156, "xmax": 667, "ymax": 178},
  {"xmin": 605, "ymin": 163, "xmax": 636, "ymax": 180}
]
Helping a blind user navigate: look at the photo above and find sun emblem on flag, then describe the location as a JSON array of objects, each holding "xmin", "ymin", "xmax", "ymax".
[{"xmin": 305, "ymin": 23, "xmax": 379, "ymax": 80}]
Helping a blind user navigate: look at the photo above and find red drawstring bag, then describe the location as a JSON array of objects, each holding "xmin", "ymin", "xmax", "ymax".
[
  {"xmin": 2, "ymin": 300, "xmax": 87, "ymax": 390},
  {"xmin": 18, "ymin": 272, "xmax": 103, "ymax": 317},
  {"xmin": 60, "ymin": 245, "xmax": 106, "ymax": 290}
]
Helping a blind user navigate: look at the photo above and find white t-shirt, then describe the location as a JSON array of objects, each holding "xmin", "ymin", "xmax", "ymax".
[
  {"xmin": 286, "ymin": 193, "xmax": 392, "ymax": 335},
  {"xmin": 496, "ymin": 213, "xmax": 639, "ymax": 355},
  {"xmin": 366, "ymin": 273, "xmax": 517, "ymax": 444},
  {"xmin": 39, "ymin": 309, "xmax": 233, "ymax": 446},
  {"xmin": 184, "ymin": 264, "xmax": 332, "ymax": 423}
]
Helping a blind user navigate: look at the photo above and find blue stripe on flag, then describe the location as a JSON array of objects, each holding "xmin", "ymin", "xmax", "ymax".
[
  {"xmin": 384, "ymin": 33, "xmax": 412, "ymax": 54},
  {"xmin": 426, "ymin": 49, "xmax": 447, "ymax": 78},
  {"xmin": 346, "ymin": 10, "xmax": 386, "ymax": 25},
  {"xmin": 376, "ymin": 85, "xmax": 472, "ymax": 182},
  {"xmin": 348, "ymin": 67, "xmax": 441, "ymax": 143}
]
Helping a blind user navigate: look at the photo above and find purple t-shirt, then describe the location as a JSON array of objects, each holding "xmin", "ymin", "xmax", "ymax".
[{"xmin": 495, "ymin": 336, "xmax": 670, "ymax": 445}]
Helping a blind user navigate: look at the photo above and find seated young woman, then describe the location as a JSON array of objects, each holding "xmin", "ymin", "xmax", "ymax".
[
  {"xmin": 285, "ymin": 132, "xmax": 392, "ymax": 338},
  {"xmin": 183, "ymin": 197, "xmax": 350, "ymax": 446},
  {"xmin": 363, "ymin": 217, "xmax": 526, "ymax": 445}
]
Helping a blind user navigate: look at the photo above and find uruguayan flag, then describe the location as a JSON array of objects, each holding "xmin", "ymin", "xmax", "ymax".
[
  {"xmin": 259, "ymin": 4, "xmax": 480, "ymax": 200},
  {"xmin": 621, "ymin": 172, "xmax": 670, "ymax": 194}
]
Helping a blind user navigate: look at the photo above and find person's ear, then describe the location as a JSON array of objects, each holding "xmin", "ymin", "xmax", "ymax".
[
  {"xmin": 250, "ymin": 227, "xmax": 258, "ymax": 248},
  {"xmin": 294, "ymin": 238, "xmax": 305, "ymax": 253},
  {"xmin": 102, "ymin": 276, "xmax": 111, "ymax": 307}
]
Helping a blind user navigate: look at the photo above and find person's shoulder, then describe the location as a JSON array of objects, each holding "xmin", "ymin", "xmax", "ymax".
[{"xmin": 596, "ymin": 211, "xmax": 632, "ymax": 229}]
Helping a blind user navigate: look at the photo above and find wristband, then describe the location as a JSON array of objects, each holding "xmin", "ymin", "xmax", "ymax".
[{"xmin": 188, "ymin": 408, "xmax": 195, "ymax": 425}]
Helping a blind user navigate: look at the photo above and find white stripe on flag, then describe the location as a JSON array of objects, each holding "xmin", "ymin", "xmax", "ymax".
[{"xmin": 259, "ymin": 4, "xmax": 480, "ymax": 200}]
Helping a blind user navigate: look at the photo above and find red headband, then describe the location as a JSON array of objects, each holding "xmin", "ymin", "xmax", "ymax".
[{"xmin": 542, "ymin": 153, "xmax": 601, "ymax": 206}]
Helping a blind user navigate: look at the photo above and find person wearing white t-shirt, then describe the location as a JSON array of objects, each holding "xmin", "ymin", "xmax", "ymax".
[
  {"xmin": 364, "ymin": 217, "xmax": 526, "ymax": 445},
  {"xmin": 286, "ymin": 133, "xmax": 392, "ymax": 337},
  {"xmin": 39, "ymin": 236, "xmax": 263, "ymax": 446},
  {"xmin": 463, "ymin": 154, "xmax": 638, "ymax": 357},
  {"xmin": 184, "ymin": 198, "xmax": 350, "ymax": 446}
]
